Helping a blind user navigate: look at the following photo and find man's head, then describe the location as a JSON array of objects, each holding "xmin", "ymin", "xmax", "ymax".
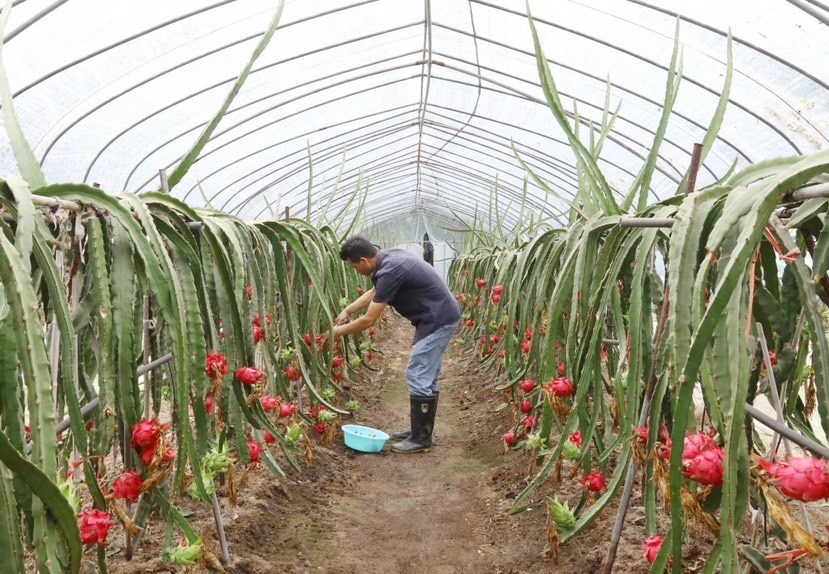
[{"xmin": 339, "ymin": 236, "xmax": 379, "ymax": 276}]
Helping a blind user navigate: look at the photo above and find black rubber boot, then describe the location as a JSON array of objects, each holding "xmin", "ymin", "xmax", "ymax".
[
  {"xmin": 391, "ymin": 391, "xmax": 439, "ymax": 440},
  {"xmin": 391, "ymin": 395, "xmax": 437, "ymax": 453}
]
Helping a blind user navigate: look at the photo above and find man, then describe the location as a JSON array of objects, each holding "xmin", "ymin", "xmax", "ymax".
[{"xmin": 333, "ymin": 236, "xmax": 461, "ymax": 453}]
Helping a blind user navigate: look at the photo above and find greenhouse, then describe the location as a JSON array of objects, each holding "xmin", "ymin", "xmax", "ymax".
[{"xmin": 1, "ymin": 0, "xmax": 829, "ymax": 572}]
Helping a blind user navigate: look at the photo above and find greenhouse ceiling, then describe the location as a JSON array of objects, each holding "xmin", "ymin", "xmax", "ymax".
[{"xmin": 1, "ymin": 0, "xmax": 827, "ymax": 233}]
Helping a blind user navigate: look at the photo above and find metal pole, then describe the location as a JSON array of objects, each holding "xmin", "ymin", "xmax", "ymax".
[{"xmin": 618, "ymin": 217, "xmax": 675, "ymax": 228}]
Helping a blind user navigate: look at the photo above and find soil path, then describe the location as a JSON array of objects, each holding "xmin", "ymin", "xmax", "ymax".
[{"xmin": 263, "ymin": 317, "xmax": 547, "ymax": 574}]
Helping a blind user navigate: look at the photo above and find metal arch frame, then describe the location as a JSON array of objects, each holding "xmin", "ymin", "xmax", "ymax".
[
  {"xmin": 203, "ymin": 96, "xmax": 584, "ymax": 213},
  {"xmin": 52, "ymin": 13, "xmax": 732, "ymax": 210},
  {"xmin": 465, "ymin": 2, "xmax": 805, "ymax": 154},
  {"xmin": 66, "ymin": 15, "xmax": 720, "ymax": 201},
  {"xmin": 120, "ymin": 46, "xmax": 688, "ymax": 202},
  {"xmin": 240, "ymin": 129, "xmax": 571, "ymax": 222},
  {"xmin": 15, "ymin": 0, "xmax": 824, "ymax": 233},
  {"xmin": 12, "ymin": 0, "xmax": 241, "ymax": 94},
  {"xmin": 413, "ymin": 0, "xmax": 434, "ymax": 209},
  {"xmin": 83, "ymin": 33, "xmax": 425, "ymax": 183},
  {"xmin": 135, "ymin": 58, "xmax": 700, "ymax": 205},
  {"xmin": 424, "ymin": 0, "xmax": 486, "ymax": 178},
  {"xmin": 228, "ymin": 127, "xmax": 416, "ymax": 213},
  {"xmin": 287, "ymin": 152, "xmax": 562, "ymax": 227},
  {"xmin": 423, "ymin": 109, "xmax": 643, "ymax": 201},
  {"xmin": 619, "ymin": 0, "xmax": 829, "ymax": 147},
  {"xmin": 37, "ymin": 1, "xmax": 393, "ymax": 162},
  {"xmin": 199, "ymin": 106, "xmax": 419, "ymax": 205},
  {"xmin": 358, "ymin": 174, "xmax": 568, "ymax": 229},
  {"xmin": 421, "ymin": 111, "xmax": 664, "ymax": 192},
  {"xmin": 274, "ymin": 151, "xmax": 567, "ymax": 229},
  {"xmin": 126, "ymin": 73, "xmax": 422, "ymax": 192},
  {"xmin": 5, "ymin": 0, "xmax": 70, "ymax": 43},
  {"xmin": 429, "ymin": 48, "xmax": 744, "ymax": 171},
  {"xmin": 222, "ymin": 122, "xmax": 422, "ymax": 214},
  {"xmin": 422, "ymin": 78, "xmax": 685, "ymax": 194},
  {"xmin": 131, "ymin": 59, "xmax": 687, "ymax": 207}
]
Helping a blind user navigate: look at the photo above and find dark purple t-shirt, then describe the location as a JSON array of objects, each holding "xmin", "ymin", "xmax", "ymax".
[{"xmin": 372, "ymin": 249, "xmax": 461, "ymax": 343}]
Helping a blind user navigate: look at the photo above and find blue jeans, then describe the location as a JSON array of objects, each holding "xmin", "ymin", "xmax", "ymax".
[{"xmin": 406, "ymin": 322, "xmax": 459, "ymax": 397}]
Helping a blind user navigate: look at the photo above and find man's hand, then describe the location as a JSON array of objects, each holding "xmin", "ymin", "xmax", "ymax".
[{"xmin": 335, "ymin": 309, "xmax": 351, "ymax": 325}]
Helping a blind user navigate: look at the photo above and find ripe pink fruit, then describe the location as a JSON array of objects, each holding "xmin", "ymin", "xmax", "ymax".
[
  {"xmin": 279, "ymin": 402, "xmax": 297, "ymax": 418},
  {"xmin": 491, "ymin": 284, "xmax": 504, "ymax": 295},
  {"xmin": 583, "ymin": 471, "xmax": 607, "ymax": 493},
  {"xmin": 112, "ymin": 471, "xmax": 143, "ymax": 503},
  {"xmin": 520, "ymin": 340, "xmax": 531, "ymax": 354},
  {"xmin": 518, "ymin": 379, "xmax": 536, "ymax": 393},
  {"xmin": 547, "ymin": 377, "xmax": 574, "ymax": 398},
  {"xmin": 569, "ymin": 431, "xmax": 583, "ymax": 448},
  {"xmin": 253, "ymin": 325, "xmax": 265, "ymax": 344},
  {"xmin": 489, "ymin": 334, "xmax": 500, "ymax": 345},
  {"xmin": 260, "ymin": 395, "xmax": 279, "ymax": 413},
  {"xmin": 465, "ymin": 319, "xmax": 475, "ymax": 328},
  {"xmin": 524, "ymin": 328, "xmax": 534, "ymax": 341},
  {"xmin": 758, "ymin": 456, "xmax": 829, "ymax": 502},
  {"xmin": 236, "ymin": 366, "xmax": 263, "ymax": 385},
  {"xmin": 490, "ymin": 293, "xmax": 502, "ymax": 304},
  {"xmin": 304, "ymin": 333, "xmax": 313, "ymax": 346},
  {"xmin": 204, "ymin": 396, "xmax": 215, "ymax": 416},
  {"xmin": 475, "ymin": 278, "xmax": 487, "ymax": 289},
  {"xmin": 520, "ymin": 399, "xmax": 533, "ymax": 414},
  {"xmin": 204, "ymin": 353, "xmax": 228, "ymax": 378},
  {"xmin": 247, "ymin": 440, "xmax": 264, "ymax": 463},
  {"xmin": 252, "ymin": 314, "xmax": 261, "ymax": 328},
  {"xmin": 283, "ymin": 364, "xmax": 302, "ymax": 382},
  {"xmin": 522, "ymin": 416, "xmax": 536, "ymax": 432},
  {"xmin": 332, "ymin": 356, "xmax": 345, "ymax": 369},
  {"xmin": 78, "ymin": 509, "xmax": 112, "ymax": 546},
  {"xmin": 131, "ymin": 419, "xmax": 162, "ymax": 449},
  {"xmin": 643, "ymin": 535, "xmax": 664, "ymax": 564},
  {"xmin": 681, "ymin": 432, "xmax": 724, "ymax": 486},
  {"xmin": 503, "ymin": 431, "xmax": 517, "ymax": 446},
  {"xmin": 263, "ymin": 430, "xmax": 277, "ymax": 445},
  {"xmin": 314, "ymin": 422, "xmax": 326, "ymax": 435}
]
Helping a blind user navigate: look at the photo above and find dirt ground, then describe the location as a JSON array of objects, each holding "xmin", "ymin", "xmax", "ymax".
[{"xmin": 103, "ymin": 316, "xmax": 796, "ymax": 574}]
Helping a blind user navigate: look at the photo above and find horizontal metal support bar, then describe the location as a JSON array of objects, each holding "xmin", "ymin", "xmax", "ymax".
[
  {"xmin": 619, "ymin": 217, "xmax": 675, "ymax": 228},
  {"xmin": 745, "ymin": 403, "xmax": 829, "ymax": 459},
  {"xmin": 24, "ymin": 353, "xmax": 175, "ymax": 454},
  {"xmin": 2, "ymin": 210, "xmax": 202, "ymax": 231}
]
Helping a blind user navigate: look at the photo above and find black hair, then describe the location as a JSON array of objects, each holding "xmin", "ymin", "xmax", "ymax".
[{"xmin": 339, "ymin": 236, "xmax": 379, "ymax": 262}]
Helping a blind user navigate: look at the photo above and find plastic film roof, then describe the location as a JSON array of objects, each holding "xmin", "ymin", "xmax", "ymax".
[{"xmin": 1, "ymin": 0, "xmax": 828, "ymax": 235}]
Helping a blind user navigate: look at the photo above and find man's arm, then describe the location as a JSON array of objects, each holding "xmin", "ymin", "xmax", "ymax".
[
  {"xmin": 335, "ymin": 288, "xmax": 376, "ymax": 325},
  {"xmin": 333, "ymin": 300, "xmax": 386, "ymax": 337}
]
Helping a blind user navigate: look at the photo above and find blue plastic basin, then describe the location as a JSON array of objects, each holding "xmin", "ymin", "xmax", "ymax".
[{"xmin": 342, "ymin": 424, "xmax": 389, "ymax": 453}]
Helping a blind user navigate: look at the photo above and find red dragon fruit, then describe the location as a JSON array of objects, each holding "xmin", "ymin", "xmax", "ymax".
[
  {"xmin": 112, "ymin": 471, "xmax": 143, "ymax": 503},
  {"xmin": 758, "ymin": 456, "xmax": 829, "ymax": 502},
  {"xmin": 643, "ymin": 535, "xmax": 664, "ymax": 564},
  {"xmin": 681, "ymin": 432, "xmax": 724, "ymax": 486},
  {"xmin": 547, "ymin": 377, "xmax": 574, "ymax": 398},
  {"xmin": 131, "ymin": 419, "xmax": 162, "ymax": 450},
  {"xmin": 260, "ymin": 395, "xmax": 279, "ymax": 413},
  {"xmin": 78, "ymin": 509, "xmax": 112, "ymax": 546},
  {"xmin": 583, "ymin": 471, "xmax": 607, "ymax": 493},
  {"xmin": 204, "ymin": 353, "xmax": 228, "ymax": 379},
  {"xmin": 518, "ymin": 379, "xmax": 536, "ymax": 393},
  {"xmin": 236, "ymin": 367, "xmax": 263, "ymax": 386}
]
